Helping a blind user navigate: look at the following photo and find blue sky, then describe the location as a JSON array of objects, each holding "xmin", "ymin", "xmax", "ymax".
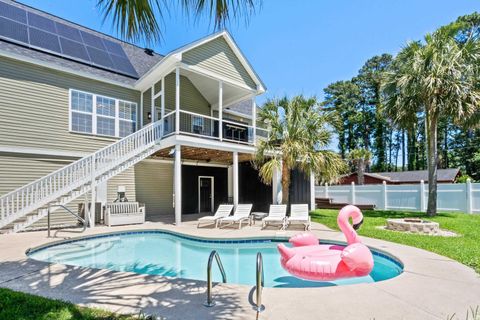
[{"xmin": 19, "ymin": 0, "xmax": 479, "ymax": 104}]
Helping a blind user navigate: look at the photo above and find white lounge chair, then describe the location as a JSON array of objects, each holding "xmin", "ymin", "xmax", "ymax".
[
  {"xmin": 286, "ymin": 204, "xmax": 311, "ymax": 230},
  {"xmin": 197, "ymin": 204, "xmax": 234, "ymax": 228},
  {"xmin": 218, "ymin": 204, "xmax": 253, "ymax": 229},
  {"xmin": 262, "ymin": 204, "xmax": 287, "ymax": 230}
]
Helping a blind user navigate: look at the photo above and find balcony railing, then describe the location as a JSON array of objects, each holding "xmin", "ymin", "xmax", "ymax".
[{"xmin": 158, "ymin": 109, "xmax": 269, "ymax": 146}]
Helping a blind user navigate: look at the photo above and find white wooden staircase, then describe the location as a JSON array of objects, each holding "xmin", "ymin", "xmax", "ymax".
[{"xmin": 0, "ymin": 120, "xmax": 164, "ymax": 233}]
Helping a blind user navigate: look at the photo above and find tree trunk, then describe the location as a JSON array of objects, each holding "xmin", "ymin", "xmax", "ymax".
[
  {"xmin": 281, "ymin": 161, "xmax": 290, "ymax": 205},
  {"xmin": 401, "ymin": 129, "xmax": 406, "ymax": 171},
  {"xmin": 357, "ymin": 159, "xmax": 365, "ymax": 185},
  {"xmin": 426, "ymin": 111, "xmax": 438, "ymax": 216}
]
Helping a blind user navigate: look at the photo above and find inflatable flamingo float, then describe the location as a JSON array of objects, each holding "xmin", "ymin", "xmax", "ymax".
[{"xmin": 277, "ymin": 205, "xmax": 374, "ymax": 281}]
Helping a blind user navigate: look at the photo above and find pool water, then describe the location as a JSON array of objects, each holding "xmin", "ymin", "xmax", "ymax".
[{"xmin": 28, "ymin": 231, "xmax": 403, "ymax": 288}]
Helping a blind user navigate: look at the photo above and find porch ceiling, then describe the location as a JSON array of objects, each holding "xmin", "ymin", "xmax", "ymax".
[{"xmin": 152, "ymin": 146, "xmax": 253, "ymax": 164}]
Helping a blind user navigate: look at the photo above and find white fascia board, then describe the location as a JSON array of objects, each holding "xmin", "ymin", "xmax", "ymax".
[
  {"xmin": 165, "ymin": 134, "xmax": 256, "ymax": 154},
  {"xmin": 0, "ymin": 49, "xmax": 135, "ymax": 90},
  {"xmin": 142, "ymin": 158, "xmax": 230, "ymax": 168},
  {"xmin": 134, "ymin": 54, "xmax": 181, "ymax": 91}
]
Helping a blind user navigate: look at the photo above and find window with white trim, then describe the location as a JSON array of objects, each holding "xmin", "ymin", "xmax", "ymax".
[
  {"xmin": 70, "ymin": 90, "xmax": 137, "ymax": 138},
  {"xmin": 192, "ymin": 116, "xmax": 204, "ymax": 134}
]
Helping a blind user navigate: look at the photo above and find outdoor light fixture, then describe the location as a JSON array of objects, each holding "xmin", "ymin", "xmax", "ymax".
[
  {"xmin": 168, "ymin": 148, "xmax": 175, "ymax": 156},
  {"xmin": 147, "ymin": 112, "xmax": 152, "ymax": 120}
]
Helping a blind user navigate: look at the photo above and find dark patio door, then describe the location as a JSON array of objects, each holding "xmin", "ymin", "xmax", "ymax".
[{"xmin": 199, "ymin": 177, "xmax": 213, "ymax": 213}]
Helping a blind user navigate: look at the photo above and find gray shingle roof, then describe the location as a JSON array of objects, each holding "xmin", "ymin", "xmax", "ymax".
[
  {"xmin": 365, "ymin": 168, "xmax": 460, "ymax": 183},
  {"xmin": 0, "ymin": 0, "xmax": 163, "ymax": 86}
]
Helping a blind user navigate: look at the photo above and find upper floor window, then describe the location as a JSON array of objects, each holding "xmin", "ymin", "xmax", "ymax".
[{"xmin": 70, "ymin": 89, "xmax": 137, "ymax": 138}]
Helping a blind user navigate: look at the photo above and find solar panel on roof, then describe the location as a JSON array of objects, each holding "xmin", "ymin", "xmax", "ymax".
[
  {"xmin": 0, "ymin": 1, "xmax": 138, "ymax": 78},
  {"xmin": 55, "ymin": 22, "xmax": 82, "ymax": 42},
  {"xmin": 0, "ymin": 16, "xmax": 28, "ymax": 43},
  {"xmin": 29, "ymin": 28, "xmax": 61, "ymax": 53},
  {"xmin": 80, "ymin": 31, "xmax": 105, "ymax": 50},
  {"xmin": 59, "ymin": 37, "xmax": 89, "ymax": 61},
  {"xmin": 87, "ymin": 46, "xmax": 113, "ymax": 68},
  {"xmin": 27, "ymin": 12, "xmax": 56, "ymax": 33},
  {"xmin": 111, "ymin": 55, "xmax": 137, "ymax": 75},
  {"xmin": 103, "ymin": 39, "xmax": 127, "ymax": 58},
  {"xmin": 0, "ymin": 1, "xmax": 26, "ymax": 23}
]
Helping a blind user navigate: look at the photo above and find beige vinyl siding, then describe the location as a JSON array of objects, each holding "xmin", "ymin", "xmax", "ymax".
[
  {"xmin": 0, "ymin": 154, "xmax": 81, "ymax": 228},
  {"xmin": 164, "ymin": 73, "xmax": 210, "ymax": 115},
  {"xmin": 135, "ymin": 161, "xmax": 174, "ymax": 219},
  {"xmin": 142, "ymin": 88, "xmax": 152, "ymax": 126},
  {"xmin": 106, "ymin": 167, "xmax": 136, "ymax": 203},
  {"xmin": 0, "ymin": 56, "xmax": 140, "ymax": 153},
  {"xmin": 183, "ymin": 37, "xmax": 256, "ymax": 90}
]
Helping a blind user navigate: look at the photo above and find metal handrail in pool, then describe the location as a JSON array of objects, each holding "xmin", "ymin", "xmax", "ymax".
[
  {"xmin": 48, "ymin": 204, "xmax": 86, "ymax": 238},
  {"xmin": 254, "ymin": 252, "xmax": 265, "ymax": 312},
  {"xmin": 204, "ymin": 250, "xmax": 227, "ymax": 307}
]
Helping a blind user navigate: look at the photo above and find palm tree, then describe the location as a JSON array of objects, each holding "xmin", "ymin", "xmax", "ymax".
[
  {"xmin": 348, "ymin": 148, "xmax": 372, "ymax": 185},
  {"xmin": 382, "ymin": 24, "xmax": 480, "ymax": 216},
  {"xmin": 96, "ymin": 0, "xmax": 260, "ymax": 43},
  {"xmin": 255, "ymin": 96, "xmax": 346, "ymax": 204}
]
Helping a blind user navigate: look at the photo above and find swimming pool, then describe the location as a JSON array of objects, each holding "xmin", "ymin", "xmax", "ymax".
[{"xmin": 27, "ymin": 231, "xmax": 403, "ymax": 288}]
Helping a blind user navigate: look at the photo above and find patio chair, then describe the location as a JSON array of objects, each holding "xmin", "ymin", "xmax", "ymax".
[
  {"xmin": 262, "ymin": 204, "xmax": 287, "ymax": 230},
  {"xmin": 197, "ymin": 204, "xmax": 234, "ymax": 228},
  {"xmin": 218, "ymin": 204, "xmax": 253, "ymax": 229},
  {"xmin": 286, "ymin": 204, "xmax": 311, "ymax": 230}
]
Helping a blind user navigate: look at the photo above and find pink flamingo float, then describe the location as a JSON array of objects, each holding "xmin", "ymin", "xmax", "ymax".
[{"xmin": 277, "ymin": 205, "xmax": 374, "ymax": 281}]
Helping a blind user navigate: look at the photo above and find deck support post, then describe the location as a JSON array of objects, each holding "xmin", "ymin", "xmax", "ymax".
[
  {"xmin": 233, "ymin": 151, "xmax": 239, "ymax": 206},
  {"xmin": 174, "ymin": 144, "xmax": 182, "ymax": 225},
  {"xmin": 161, "ymin": 76, "xmax": 165, "ymax": 135}
]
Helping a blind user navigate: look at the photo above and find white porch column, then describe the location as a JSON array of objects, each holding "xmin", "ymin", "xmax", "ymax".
[
  {"xmin": 174, "ymin": 144, "xmax": 182, "ymax": 225},
  {"xmin": 150, "ymin": 85, "xmax": 155, "ymax": 122},
  {"xmin": 140, "ymin": 90, "xmax": 144, "ymax": 127},
  {"xmin": 310, "ymin": 172, "xmax": 316, "ymax": 211},
  {"xmin": 161, "ymin": 76, "xmax": 165, "ymax": 134},
  {"xmin": 252, "ymin": 98, "xmax": 256, "ymax": 145},
  {"xmin": 272, "ymin": 161, "xmax": 283, "ymax": 204},
  {"xmin": 233, "ymin": 151, "xmax": 239, "ymax": 206},
  {"xmin": 219, "ymin": 81, "xmax": 223, "ymax": 141},
  {"xmin": 175, "ymin": 66, "xmax": 180, "ymax": 134},
  {"xmin": 89, "ymin": 154, "xmax": 96, "ymax": 228}
]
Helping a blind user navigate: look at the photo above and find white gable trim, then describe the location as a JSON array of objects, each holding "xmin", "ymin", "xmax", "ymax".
[{"xmin": 134, "ymin": 31, "xmax": 266, "ymax": 93}]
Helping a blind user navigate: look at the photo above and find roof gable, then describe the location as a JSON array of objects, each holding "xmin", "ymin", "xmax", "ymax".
[{"xmin": 182, "ymin": 35, "xmax": 257, "ymax": 90}]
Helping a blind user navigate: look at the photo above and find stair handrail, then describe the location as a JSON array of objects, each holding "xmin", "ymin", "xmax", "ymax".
[
  {"xmin": 204, "ymin": 250, "xmax": 227, "ymax": 307},
  {"xmin": 47, "ymin": 204, "xmax": 87, "ymax": 237},
  {"xmin": 0, "ymin": 120, "xmax": 163, "ymax": 227}
]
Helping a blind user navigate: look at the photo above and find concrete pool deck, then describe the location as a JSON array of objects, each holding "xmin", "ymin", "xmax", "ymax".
[{"xmin": 0, "ymin": 215, "xmax": 479, "ymax": 320}]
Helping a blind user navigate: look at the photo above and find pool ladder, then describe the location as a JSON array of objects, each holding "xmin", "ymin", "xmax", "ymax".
[
  {"xmin": 204, "ymin": 250, "xmax": 227, "ymax": 307},
  {"xmin": 204, "ymin": 250, "xmax": 265, "ymax": 313}
]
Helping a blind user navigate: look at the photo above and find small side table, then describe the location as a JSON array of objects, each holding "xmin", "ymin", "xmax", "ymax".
[{"xmin": 251, "ymin": 212, "xmax": 268, "ymax": 225}]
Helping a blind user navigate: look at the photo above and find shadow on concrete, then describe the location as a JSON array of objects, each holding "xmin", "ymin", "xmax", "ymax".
[{"xmin": 0, "ymin": 259, "xmax": 249, "ymax": 320}]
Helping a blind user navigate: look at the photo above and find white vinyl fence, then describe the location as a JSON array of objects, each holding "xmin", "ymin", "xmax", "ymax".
[{"xmin": 315, "ymin": 180, "xmax": 480, "ymax": 214}]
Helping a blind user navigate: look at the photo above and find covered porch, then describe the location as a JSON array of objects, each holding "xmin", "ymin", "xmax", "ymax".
[
  {"xmin": 139, "ymin": 144, "xmax": 283, "ymax": 225},
  {"xmin": 139, "ymin": 65, "xmax": 269, "ymax": 146}
]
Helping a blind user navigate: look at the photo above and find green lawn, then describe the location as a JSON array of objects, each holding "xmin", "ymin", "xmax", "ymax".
[
  {"xmin": 0, "ymin": 288, "xmax": 140, "ymax": 320},
  {"xmin": 310, "ymin": 209, "xmax": 480, "ymax": 273}
]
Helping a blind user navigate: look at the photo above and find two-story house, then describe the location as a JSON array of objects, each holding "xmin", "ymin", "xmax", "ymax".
[{"xmin": 0, "ymin": 0, "xmax": 314, "ymax": 233}]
